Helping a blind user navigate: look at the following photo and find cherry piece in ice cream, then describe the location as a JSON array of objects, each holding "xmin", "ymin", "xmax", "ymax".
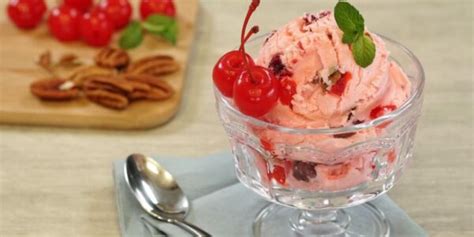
[
  {"xmin": 370, "ymin": 105, "xmax": 397, "ymax": 119},
  {"xmin": 293, "ymin": 161, "xmax": 317, "ymax": 182},
  {"xmin": 267, "ymin": 165, "xmax": 286, "ymax": 185}
]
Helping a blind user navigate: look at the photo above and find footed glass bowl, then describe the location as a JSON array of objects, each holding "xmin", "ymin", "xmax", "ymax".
[{"xmin": 215, "ymin": 34, "xmax": 424, "ymax": 237}]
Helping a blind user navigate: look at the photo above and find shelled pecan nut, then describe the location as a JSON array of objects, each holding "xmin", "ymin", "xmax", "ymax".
[
  {"xmin": 124, "ymin": 80, "xmax": 152, "ymax": 101},
  {"xmin": 84, "ymin": 89, "xmax": 129, "ymax": 110},
  {"xmin": 95, "ymin": 47, "xmax": 130, "ymax": 69},
  {"xmin": 126, "ymin": 55, "xmax": 179, "ymax": 76},
  {"xmin": 37, "ymin": 50, "xmax": 52, "ymax": 71},
  {"xmin": 57, "ymin": 53, "xmax": 81, "ymax": 68},
  {"xmin": 30, "ymin": 78, "xmax": 79, "ymax": 101},
  {"xmin": 124, "ymin": 74, "xmax": 174, "ymax": 100},
  {"xmin": 83, "ymin": 76, "xmax": 134, "ymax": 95},
  {"xmin": 127, "ymin": 80, "xmax": 151, "ymax": 92},
  {"xmin": 68, "ymin": 66, "xmax": 116, "ymax": 87}
]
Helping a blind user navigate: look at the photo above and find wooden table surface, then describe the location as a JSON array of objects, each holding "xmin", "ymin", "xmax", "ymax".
[{"xmin": 1, "ymin": 0, "xmax": 472, "ymax": 236}]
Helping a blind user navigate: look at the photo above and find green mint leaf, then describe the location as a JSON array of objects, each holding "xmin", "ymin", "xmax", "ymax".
[
  {"xmin": 162, "ymin": 21, "xmax": 178, "ymax": 45},
  {"xmin": 119, "ymin": 21, "xmax": 143, "ymax": 49},
  {"xmin": 342, "ymin": 31, "xmax": 361, "ymax": 44},
  {"xmin": 334, "ymin": 1, "xmax": 365, "ymax": 43},
  {"xmin": 142, "ymin": 22, "xmax": 166, "ymax": 33},
  {"xmin": 144, "ymin": 14, "xmax": 178, "ymax": 45},
  {"xmin": 146, "ymin": 14, "xmax": 175, "ymax": 27},
  {"xmin": 352, "ymin": 34, "xmax": 376, "ymax": 68}
]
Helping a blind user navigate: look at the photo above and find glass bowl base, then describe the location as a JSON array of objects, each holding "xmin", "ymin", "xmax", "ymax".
[{"xmin": 253, "ymin": 203, "xmax": 390, "ymax": 237}]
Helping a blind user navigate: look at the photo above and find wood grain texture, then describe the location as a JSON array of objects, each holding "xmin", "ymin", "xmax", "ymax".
[
  {"xmin": 0, "ymin": 0, "xmax": 199, "ymax": 129},
  {"xmin": 0, "ymin": 0, "xmax": 473, "ymax": 236}
]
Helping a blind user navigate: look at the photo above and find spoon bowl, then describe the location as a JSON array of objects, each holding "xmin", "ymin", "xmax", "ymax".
[{"xmin": 125, "ymin": 153, "xmax": 210, "ymax": 236}]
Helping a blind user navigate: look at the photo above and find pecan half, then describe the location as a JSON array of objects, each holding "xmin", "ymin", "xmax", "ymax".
[
  {"xmin": 124, "ymin": 74, "xmax": 174, "ymax": 100},
  {"xmin": 84, "ymin": 89, "xmax": 129, "ymax": 110},
  {"xmin": 37, "ymin": 50, "xmax": 52, "ymax": 72},
  {"xmin": 318, "ymin": 67, "xmax": 340, "ymax": 91},
  {"xmin": 68, "ymin": 66, "xmax": 116, "ymax": 87},
  {"xmin": 83, "ymin": 76, "xmax": 134, "ymax": 95},
  {"xmin": 95, "ymin": 47, "xmax": 130, "ymax": 69},
  {"xmin": 125, "ymin": 80, "xmax": 153, "ymax": 101},
  {"xmin": 37, "ymin": 51, "xmax": 81, "ymax": 75},
  {"xmin": 126, "ymin": 55, "xmax": 179, "ymax": 76},
  {"xmin": 57, "ymin": 53, "xmax": 81, "ymax": 68},
  {"xmin": 30, "ymin": 78, "xmax": 79, "ymax": 101},
  {"xmin": 329, "ymin": 71, "xmax": 342, "ymax": 84}
]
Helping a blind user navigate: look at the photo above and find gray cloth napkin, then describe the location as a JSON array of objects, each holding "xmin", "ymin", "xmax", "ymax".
[{"xmin": 113, "ymin": 152, "xmax": 427, "ymax": 237}]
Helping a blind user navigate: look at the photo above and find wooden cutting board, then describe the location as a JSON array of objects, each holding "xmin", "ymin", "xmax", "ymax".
[{"xmin": 0, "ymin": 0, "xmax": 198, "ymax": 129}]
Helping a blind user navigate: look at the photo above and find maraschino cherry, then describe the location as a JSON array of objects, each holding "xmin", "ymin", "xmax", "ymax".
[
  {"xmin": 234, "ymin": 65, "xmax": 279, "ymax": 117},
  {"xmin": 213, "ymin": 0, "xmax": 279, "ymax": 117},
  {"xmin": 212, "ymin": 27, "xmax": 257, "ymax": 97},
  {"xmin": 213, "ymin": 0, "xmax": 261, "ymax": 98}
]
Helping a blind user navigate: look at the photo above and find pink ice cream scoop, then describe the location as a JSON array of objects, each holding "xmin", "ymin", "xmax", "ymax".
[
  {"xmin": 251, "ymin": 11, "xmax": 412, "ymax": 190},
  {"xmin": 257, "ymin": 11, "xmax": 410, "ymax": 129}
]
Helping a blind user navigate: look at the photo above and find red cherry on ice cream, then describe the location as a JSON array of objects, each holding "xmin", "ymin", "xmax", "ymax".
[
  {"xmin": 213, "ymin": 0, "xmax": 262, "ymax": 98},
  {"xmin": 213, "ymin": 0, "xmax": 278, "ymax": 117},
  {"xmin": 233, "ymin": 66, "xmax": 279, "ymax": 117},
  {"xmin": 213, "ymin": 51, "xmax": 254, "ymax": 97}
]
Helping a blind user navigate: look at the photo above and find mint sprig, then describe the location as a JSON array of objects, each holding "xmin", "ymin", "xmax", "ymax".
[
  {"xmin": 353, "ymin": 34, "xmax": 376, "ymax": 68},
  {"xmin": 143, "ymin": 15, "xmax": 178, "ymax": 45},
  {"xmin": 119, "ymin": 21, "xmax": 144, "ymax": 49},
  {"xmin": 334, "ymin": 1, "xmax": 375, "ymax": 68},
  {"xmin": 119, "ymin": 14, "xmax": 178, "ymax": 50}
]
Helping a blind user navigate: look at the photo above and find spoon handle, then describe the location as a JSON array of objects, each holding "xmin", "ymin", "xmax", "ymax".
[
  {"xmin": 172, "ymin": 219, "xmax": 211, "ymax": 237},
  {"xmin": 141, "ymin": 215, "xmax": 169, "ymax": 237}
]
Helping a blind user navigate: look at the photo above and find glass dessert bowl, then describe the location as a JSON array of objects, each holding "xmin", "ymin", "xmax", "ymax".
[{"xmin": 215, "ymin": 34, "xmax": 424, "ymax": 237}]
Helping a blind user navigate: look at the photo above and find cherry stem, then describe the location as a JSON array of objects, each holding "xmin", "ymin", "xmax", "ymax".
[
  {"xmin": 240, "ymin": 0, "xmax": 260, "ymax": 83},
  {"xmin": 241, "ymin": 26, "xmax": 259, "ymax": 82},
  {"xmin": 240, "ymin": 0, "xmax": 260, "ymax": 46},
  {"xmin": 240, "ymin": 26, "xmax": 259, "ymax": 51}
]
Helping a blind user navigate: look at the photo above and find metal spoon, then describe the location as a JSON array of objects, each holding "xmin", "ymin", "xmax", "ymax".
[{"xmin": 124, "ymin": 153, "xmax": 211, "ymax": 237}]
